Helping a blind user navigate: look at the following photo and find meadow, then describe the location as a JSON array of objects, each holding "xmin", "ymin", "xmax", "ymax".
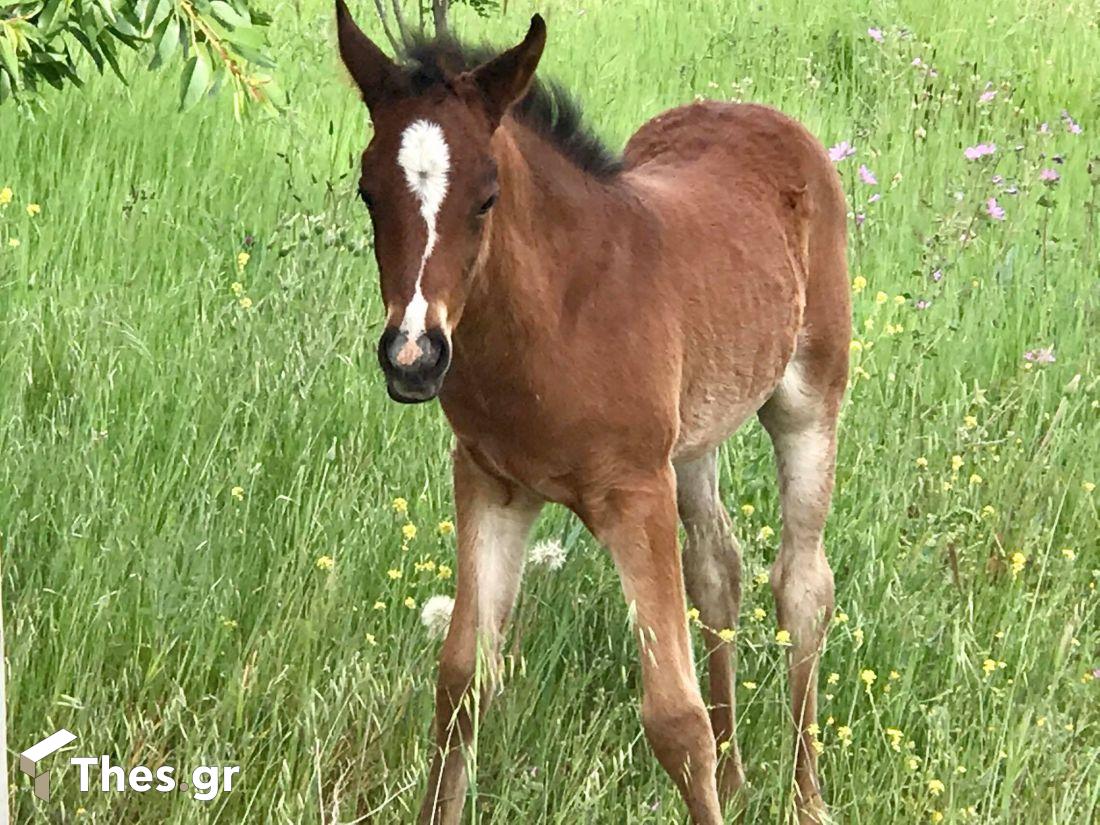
[{"xmin": 1, "ymin": 0, "xmax": 1098, "ymax": 821}]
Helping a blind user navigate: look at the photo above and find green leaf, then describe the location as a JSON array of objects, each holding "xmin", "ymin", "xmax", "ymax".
[
  {"xmin": 0, "ymin": 32, "xmax": 20, "ymax": 90},
  {"xmin": 96, "ymin": 30, "xmax": 126, "ymax": 83},
  {"xmin": 148, "ymin": 13, "xmax": 179, "ymax": 70},
  {"xmin": 209, "ymin": 1, "xmax": 250, "ymax": 28},
  {"xmin": 178, "ymin": 49, "xmax": 211, "ymax": 111},
  {"xmin": 96, "ymin": 0, "xmax": 116, "ymax": 24},
  {"xmin": 38, "ymin": 0, "xmax": 68, "ymax": 35}
]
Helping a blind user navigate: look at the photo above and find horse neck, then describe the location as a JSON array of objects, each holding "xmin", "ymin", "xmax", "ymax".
[{"xmin": 454, "ymin": 121, "xmax": 625, "ymax": 351}]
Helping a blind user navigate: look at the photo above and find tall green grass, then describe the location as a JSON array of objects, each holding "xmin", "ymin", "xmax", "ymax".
[{"xmin": 1, "ymin": 0, "xmax": 1097, "ymax": 821}]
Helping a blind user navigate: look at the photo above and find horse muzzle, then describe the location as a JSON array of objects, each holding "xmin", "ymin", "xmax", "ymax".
[{"xmin": 378, "ymin": 326, "xmax": 451, "ymax": 403}]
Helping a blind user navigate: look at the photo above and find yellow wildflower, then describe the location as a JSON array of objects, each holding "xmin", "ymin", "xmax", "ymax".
[
  {"xmin": 1061, "ymin": 547, "xmax": 1076, "ymax": 561},
  {"xmin": 916, "ymin": 456, "xmax": 928, "ymax": 468},
  {"xmin": 8, "ymin": 238, "xmax": 20, "ymax": 248},
  {"xmin": 231, "ymin": 281, "xmax": 244, "ymax": 296},
  {"xmin": 238, "ymin": 296, "xmax": 253, "ymax": 309},
  {"xmin": 752, "ymin": 607, "xmax": 766, "ymax": 621},
  {"xmin": 860, "ymin": 668, "xmax": 877, "ymax": 687},
  {"xmin": 718, "ymin": 740, "xmax": 731, "ymax": 754},
  {"xmin": 835, "ymin": 611, "xmax": 849, "ymax": 624},
  {"xmin": 1083, "ymin": 481, "xmax": 1096, "ymax": 493},
  {"xmin": 951, "ymin": 455, "xmax": 964, "ymax": 472},
  {"xmin": 963, "ymin": 415, "xmax": 978, "ymax": 429},
  {"xmin": 237, "ymin": 251, "xmax": 250, "ymax": 272},
  {"xmin": 438, "ymin": 519, "xmax": 454, "ymax": 535},
  {"xmin": 775, "ymin": 629, "xmax": 792, "ymax": 646},
  {"xmin": 969, "ymin": 473, "xmax": 983, "ymax": 486},
  {"xmin": 740, "ymin": 503, "xmax": 755, "ymax": 517},
  {"xmin": 889, "ymin": 670, "xmax": 901, "ymax": 681},
  {"xmin": 315, "ymin": 555, "xmax": 334, "ymax": 571},
  {"xmin": 365, "ymin": 633, "xmax": 377, "ymax": 645},
  {"xmin": 836, "ymin": 725, "xmax": 852, "ymax": 743},
  {"xmin": 0, "ymin": 186, "xmax": 11, "ymax": 204},
  {"xmin": 437, "ymin": 564, "xmax": 452, "ymax": 580},
  {"xmin": 392, "ymin": 497, "xmax": 408, "ymax": 514},
  {"xmin": 403, "ymin": 596, "xmax": 416, "ymax": 608},
  {"xmin": 1010, "ymin": 551, "xmax": 1026, "ymax": 577},
  {"xmin": 982, "ymin": 658, "xmax": 997, "ymax": 675},
  {"xmin": 753, "ymin": 571, "xmax": 769, "ymax": 586},
  {"xmin": 402, "ymin": 523, "xmax": 417, "ymax": 541},
  {"xmin": 230, "ymin": 486, "xmax": 244, "ymax": 501},
  {"xmin": 26, "ymin": 203, "xmax": 40, "ymax": 216},
  {"xmin": 930, "ymin": 812, "xmax": 943, "ymax": 823},
  {"xmin": 386, "ymin": 568, "xmax": 402, "ymax": 580},
  {"xmin": 981, "ymin": 505, "xmax": 995, "ymax": 518},
  {"xmin": 758, "ymin": 525, "xmax": 775, "ymax": 541},
  {"xmin": 853, "ymin": 627, "xmax": 864, "ymax": 646},
  {"xmin": 893, "ymin": 295, "xmax": 905, "ymax": 305},
  {"xmin": 718, "ymin": 628, "xmax": 736, "ymax": 643},
  {"xmin": 742, "ymin": 681, "xmax": 757, "ymax": 690},
  {"xmin": 221, "ymin": 617, "xmax": 237, "ymax": 629},
  {"xmin": 928, "ymin": 778, "xmax": 945, "ymax": 796},
  {"xmin": 827, "ymin": 672, "xmax": 839, "ymax": 685},
  {"xmin": 885, "ymin": 727, "xmax": 903, "ymax": 751},
  {"xmin": 687, "ymin": 607, "xmax": 700, "ymax": 621},
  {"xmin": 372, "ymin": 601, "xmax": 385, "ymax": 610},
  {"xmin": 875, "ymin": 291, "xmax": 888, "ymax": 304},
  {"xmin": 850, "ymin": 339, "xmax": 863, "ymax": 352},
  {"xmin": 907, "ymin": 756, "xmax": 920, "ymax": 771},
  {"xmin": 852, "ymin": 275, "xmax": 867, "ymax": 292}
]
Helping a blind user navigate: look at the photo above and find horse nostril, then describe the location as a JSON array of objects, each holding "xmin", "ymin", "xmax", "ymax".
[{"xmin": 385, "ymin": 331, "xmax": 437, "ymax": 372}]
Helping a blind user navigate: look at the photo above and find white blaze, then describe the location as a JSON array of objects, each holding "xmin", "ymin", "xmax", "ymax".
[{"xmin": 396, "ymin": 119, "xmax": 450, "ymax": 339}]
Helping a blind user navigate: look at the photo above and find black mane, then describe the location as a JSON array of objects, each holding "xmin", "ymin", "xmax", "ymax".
[{"xmin": 400, "ymin": 36, "xmax": 623, "ymax": 181}]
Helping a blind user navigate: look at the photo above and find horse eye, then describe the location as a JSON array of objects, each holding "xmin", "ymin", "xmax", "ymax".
[{"xmin": 477, "ymin": 192, "xmax": 498, "ymax": 215}]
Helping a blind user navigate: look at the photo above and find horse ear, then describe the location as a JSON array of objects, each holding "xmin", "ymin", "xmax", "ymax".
[
  {"xmin": 335, "ymin": 0, "xmax": 402, "ymax": 111},
  {"xmin": 469, "ymin": 14, "xmax": 546, "ymax": 128}
]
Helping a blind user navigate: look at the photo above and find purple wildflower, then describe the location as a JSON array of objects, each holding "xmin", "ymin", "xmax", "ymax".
[
  {"xmin": 986, "ymin": 198, "xmax": 1005, "ymax": 221},
  {"xmin": 1039, "ymin": 168, "xmax": 1060, "ymax": 182},
  {"xmin": 868, "ymin": 193, "xmax": 881, "ymax": 203},
  {"xmin": 1061, "ymin": 110, "xmax": 1083, "ymax": 134},
  {"xmin": 931, "ymin": 269, "xmax": 943, "ymax": 282},
  {"xmin": 964, "ymin": 143, "xmax": 996, "ymax": 160},
  {"xmin": 912, "ymin": 57, "xmax": 924, "ymax": 67},
  {"xmin": 979, "ymin": 89, "xmax": 997, "ymax": 103},
  {"xmin": 868, "ymin": 27, "xmax": 884, "ymax": 42},
  {"xmin": 855, "ymin": 212, "xmax": 866, "ymax": 226},
  {"xmin": 829, "ymin": 141, "xmax": 856, "ymax": 162},
  {"xmin": 1024, "ymin": 347, "xmax": 1056, "ymax": 364},
  {"xmin": 1039, "ymin": 122, "xmax": 1049, "ymax": 133},
  {"xmin": 858, "ymin": 164, "xmax": 878, "ymax": 185},
  {"xmin": 915, "ymin": 299, "xmax": 931, "ymax": 310}
]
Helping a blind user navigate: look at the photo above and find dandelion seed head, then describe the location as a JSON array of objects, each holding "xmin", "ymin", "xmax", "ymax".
[
  {"xmin": 529, "ymin": 538, "xmax": 568, "ymax": 571},
  {"xmin": 420, "ymin": 594, "xmax": 455, "ymax": 639}
]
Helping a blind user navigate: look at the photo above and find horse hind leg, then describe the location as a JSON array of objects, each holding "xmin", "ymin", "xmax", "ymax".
[
  {"xmin": 675, "ymin": 450, "xmax": 748, "ymax": 811},
  {"xmin": 757, "ymin": 354, "xmax": 842, "ymax": 825}
]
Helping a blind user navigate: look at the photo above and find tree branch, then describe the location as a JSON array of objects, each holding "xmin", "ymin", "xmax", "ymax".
[
  {"xmin": 432, "ymin": 0, "xmax": 450, "ymax": 39},
  {"xmin": 371, "ymin": 0, "xmax": 403, "ymax": 54}
]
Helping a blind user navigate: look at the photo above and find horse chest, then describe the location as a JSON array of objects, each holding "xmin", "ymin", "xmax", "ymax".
[{"xmin": 441, "ymin": 389, "xmax": 584, "ymax": 502}]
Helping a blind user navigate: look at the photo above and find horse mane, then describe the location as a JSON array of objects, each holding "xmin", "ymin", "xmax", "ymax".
[{"xmin": 400, "ymin": 35, "xmax": 623, "ymax": 181}]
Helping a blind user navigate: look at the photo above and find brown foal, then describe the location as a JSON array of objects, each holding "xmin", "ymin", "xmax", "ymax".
[{"xmin": 336, "ymin": 4, "xmax": 851, "ymax": 822}]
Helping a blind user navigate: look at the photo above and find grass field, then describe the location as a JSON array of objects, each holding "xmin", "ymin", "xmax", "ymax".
[{"xmin": 2, "ymin": 0, "xmax": 1098, "ymax": 822}]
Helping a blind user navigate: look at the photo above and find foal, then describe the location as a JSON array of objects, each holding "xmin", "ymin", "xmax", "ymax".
[{"xmin": 336, "ymin": 4, "xmax": 850, "ymax": 822}]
